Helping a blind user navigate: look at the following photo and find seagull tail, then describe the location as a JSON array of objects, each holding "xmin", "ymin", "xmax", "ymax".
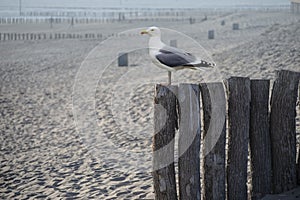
[{"xmin": 184, "ymin": 60, "xmax": 216, "ymax": 70}]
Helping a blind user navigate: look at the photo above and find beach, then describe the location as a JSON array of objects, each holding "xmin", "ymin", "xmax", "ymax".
[{"xmin": 0, "ymin": 10, "xmax": 300, "ymax": 199}]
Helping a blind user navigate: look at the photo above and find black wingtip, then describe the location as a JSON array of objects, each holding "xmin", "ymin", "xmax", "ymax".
[{"xmin": 195, "ymin": 60, "xmax": 216, "ymax": 68}]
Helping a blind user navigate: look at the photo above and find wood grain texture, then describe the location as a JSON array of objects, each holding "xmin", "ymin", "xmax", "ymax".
[
  {"xmin": 250, "ymin": 80, "xmax": 272, "ymax": 199},
  {"xmin": 227, "ymin": 77, "xmax": 251, "ymax": 200},
  {"xmin": 178, "ymin": 84, "xmax": 201, "ymax": 200},
  {"xmin": 153, "ymin": 84, "xmax": 178, "ymax": 200},
  {"xmin": 200, "ymin": 82, "xmax": 226, "ymax": 200},
  {"xmin": 270, "ymin": 70, "xmax": 300, "ymax": 194}
]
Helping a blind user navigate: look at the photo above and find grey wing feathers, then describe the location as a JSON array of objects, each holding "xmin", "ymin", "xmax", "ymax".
[{"xmin": 155, "ymin": 46, "xmax": 197, "ymax": 67}]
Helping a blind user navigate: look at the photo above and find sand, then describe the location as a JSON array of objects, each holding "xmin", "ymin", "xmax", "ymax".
[{"xmin": 0, "ymin": 10, "xmax": 300, "ymax": 199}]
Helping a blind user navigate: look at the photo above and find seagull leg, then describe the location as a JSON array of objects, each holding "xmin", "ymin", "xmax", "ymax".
[{"xmin": 168, "ymin": 71, "xmax": 172, "ymax": 85}]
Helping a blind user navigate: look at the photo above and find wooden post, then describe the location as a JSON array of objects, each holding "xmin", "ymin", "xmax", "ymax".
[
  {"xmin": 250, "ymin": 80, "xmax": 272, "ymax": 199},
  {"xmin": 208, "ymin": 30, "xmax": 214, "ymax": 39},
  {"xmin": 118, "ymin": 52, "xmax": 128, "ymax": 67},
  {"xmin": 297, "ymin": 86, "xmax": 300, "ymax": 185},
  {"xmin": 200, "ymin": 83, "xmax": 226, "ymax": 200},
  {"xmin": 233, "ymin": 23, "xmax": 239, "ymax": 30},
  {"xmin": 178, "ymin": 84, "xmax": 201, "ymax": 200},
  {"xmin": 270, "ymin": 70, "xmax": 300, "ymax": 193},
  {"xmin": 153, "ymin": 85, "xmax": 178, "ymax": 200},
  {"xmin": 227, "ymin": 77, "xmax": 251, "ymax": 200}
]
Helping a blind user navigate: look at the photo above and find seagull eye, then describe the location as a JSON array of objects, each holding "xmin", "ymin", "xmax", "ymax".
[{"xmin": 150, "ymin": 29, "xmax": 154, "ymax": 31}]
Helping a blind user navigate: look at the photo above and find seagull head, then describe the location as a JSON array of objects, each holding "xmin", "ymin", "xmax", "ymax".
[{"xmin": 140, "ymin": 26, "xmax": 161, "ymax": 37}]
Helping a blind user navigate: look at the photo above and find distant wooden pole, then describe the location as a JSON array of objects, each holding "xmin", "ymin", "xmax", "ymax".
[
  {"xmin": 200, "ymin": 83, "xmax": 226, "ymax": 200},
  {"xmin": 250, "ymin": 80, "xmax": 272, "ymax": 199},
  {"xmin": 153, "ymin": 84, "xmax": 178, "ymax": 200},
  {"xmin": 227, "ymin": 77, "xmax": 251, "ymax": 200},
  {"xmin": 178, "ymin": 84, "xmax": 201, "ymax": 200},
  {"xmin": 232, "ymin": 23, "xmax": 239, "ymax": 30},
  {"xmin": 118, "ymin": 52, "xmax": 128, "ymax": 67},
  {"xmin": 208, "ymin": 30, "xmax": 215, "ymax": 39},
  {"xmin": 270, "ymin": 70, "xmax": 300, "ymax": 193}
]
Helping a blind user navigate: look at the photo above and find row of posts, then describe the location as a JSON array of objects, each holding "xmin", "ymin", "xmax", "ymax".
[
  {"xmin": 0, "ymin": 16, "xmax": 206, "ymax": 25},
  {"xmin": 152, "ymin": 70, "xmax": 300, "ymax": 200},
  {"xmin": 0, "ymin": 17, "xmax": 125, "ymax": 24},
  {"xmin": 0, "ymin": 33, "xmax": 104, "ymax": 41},
  {"xmin": 18, "ymin": 11, "xmax": 187, "ymax": 18},
  {"xmin": 208, "ymin": 22, "xmax": 239, "ymax": 40}
]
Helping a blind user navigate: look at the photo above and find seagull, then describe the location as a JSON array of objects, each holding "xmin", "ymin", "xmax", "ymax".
[{"xmin": 141, "ymin": 26, "xmax": 215, "ymax": 85}]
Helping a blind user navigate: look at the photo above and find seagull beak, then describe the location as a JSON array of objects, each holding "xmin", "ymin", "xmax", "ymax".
[{"xmin": 140, "ymin": 30, "xmax": 148, "ymax": 35}]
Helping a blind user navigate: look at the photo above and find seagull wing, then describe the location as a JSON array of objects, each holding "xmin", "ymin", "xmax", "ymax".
[
  {"xmin": 155, "ymin": 46, "xmax": 196, "ymax": 68},
  {"xmin": 155, "ymin": 45, "xmax": 215, "ymax": 69}
]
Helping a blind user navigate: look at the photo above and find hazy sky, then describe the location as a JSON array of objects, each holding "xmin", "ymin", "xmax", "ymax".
[{"xmin": 0, "ymin": 0, "xmax": 290, "ymax": 9}]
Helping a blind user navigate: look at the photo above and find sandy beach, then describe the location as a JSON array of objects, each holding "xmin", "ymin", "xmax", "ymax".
[{"xmin": 0, "ymin": 10, "xmax": 300, "ymax": 199}]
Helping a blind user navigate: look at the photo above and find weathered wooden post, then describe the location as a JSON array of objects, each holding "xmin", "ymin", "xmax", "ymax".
[
  {"xmin": 118, "ymin": 52, "xmax": 128, "ymax": 67},
  {"xmin": 227, "ymin": 77, "xmax": 251, "ymax": 200},
  {"xmin": 178, "ymin": 84, "xmax": 201, "ymax": 200},
  {"xmin": 71, "ymin": 17, "xmax": 74, "ymax": 27},
  {"xmin": 250, "ymin": 80, "xmax": 272, "ymax": 199},
  {"xmin": 200, "ymin": 82, "xmax": 226, "ymax": 200},
  {"xmin": 153, "ymin": 85, "xmax": 178, "ymax": 200},
  {"xmin": 270, "ymin": 70, "xmax": 300, "ymax": 193},
  {"xmin": 233, "ymin": 23, "xmax": 239, "ymax": 30},
  {"xmin": 208, "ymin": 30, "xmax": 215, "ymax": 40},
  {"xmin": 298, "ymin": 86, "xmax": 300, "ymax": 185}
]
